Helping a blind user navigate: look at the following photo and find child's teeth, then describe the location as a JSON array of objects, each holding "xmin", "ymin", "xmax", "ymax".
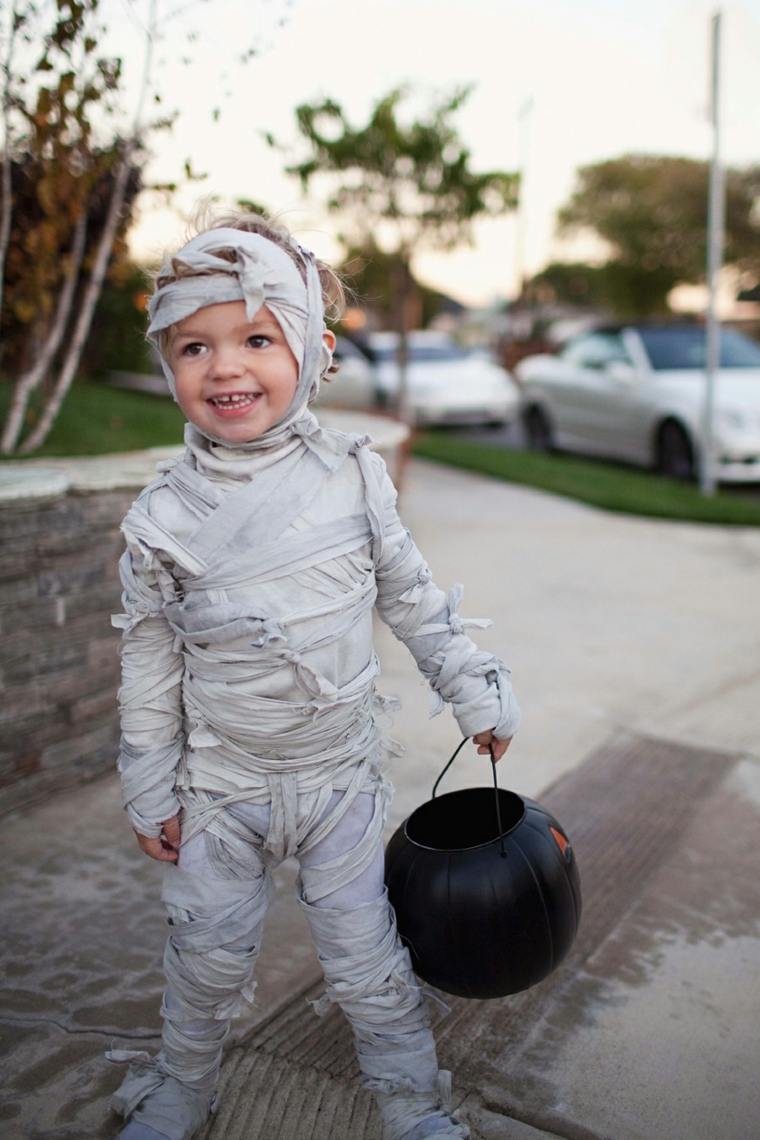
[{"xmin": 215, "ymin": 394, "xmax": 256, "ymax": 406}]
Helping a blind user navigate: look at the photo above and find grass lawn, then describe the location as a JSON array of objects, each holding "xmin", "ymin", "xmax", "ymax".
[
  {"xmin": 412, "ymin": 431, "xmax": 760, "ymax": 527},
  {"xmin": 0, "ymin": 381, "xmax": 185, "ymax": 458},
  {"xmin": 3, "ymin": 383, "xmax": 759, "ymax": 526}
]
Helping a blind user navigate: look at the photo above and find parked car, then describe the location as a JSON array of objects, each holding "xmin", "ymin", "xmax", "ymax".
[
  {"xmin": 369, "ymin": 330, "xmax": 520, "ymax": 427},
  {"xmin": 515, "ymin": 323, "xmax": 760, "ymax": 482},
  {"xmin": 314, "ymin": 336, "xmax": 375, "ymax": 410}
]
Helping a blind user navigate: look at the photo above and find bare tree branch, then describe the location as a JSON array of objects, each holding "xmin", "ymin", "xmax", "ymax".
[
  {"xmin": 1, "ymin": 207, "xmax": 88, "ymax": 452},
  {"xmin": 0, "ymin": 0, "xmax": 20, "ymax": 317},
  {"xmin": 19, "ymin": 147, "xmax": 132, "ymax": 453}
]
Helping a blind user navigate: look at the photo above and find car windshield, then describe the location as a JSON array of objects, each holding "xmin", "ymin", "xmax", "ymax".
[
  {"xmin": 373, "ymin": 340, "xmax": 469, "ymax": 364},
  {"xmin": 638, "ymin": 326, "xmax": 760, "ymax": 370}
]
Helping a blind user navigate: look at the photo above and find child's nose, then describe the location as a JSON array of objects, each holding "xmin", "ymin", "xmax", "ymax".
[{"xmin": 210, "ymin": 348, "xmax": 244, "ymax": 379}]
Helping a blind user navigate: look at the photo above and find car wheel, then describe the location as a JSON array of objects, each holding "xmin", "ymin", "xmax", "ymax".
[
  {"xmin": 656, "ymin": 420, "xmax": 695, "ymax": 481},
  {"xmin": 522, "ymin": 405, "xmax": 554, "ymax": 452}
]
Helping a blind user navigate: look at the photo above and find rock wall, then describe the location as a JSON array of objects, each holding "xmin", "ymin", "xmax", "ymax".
[{"xmin": 0, "ymin": 479, "xmax": 138, "ymax": 815}]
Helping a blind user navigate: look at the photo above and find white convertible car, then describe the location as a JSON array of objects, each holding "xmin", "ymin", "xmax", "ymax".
[{"xmin": 515, "ymin": 324, "xmax": 760, "ymax": 483}]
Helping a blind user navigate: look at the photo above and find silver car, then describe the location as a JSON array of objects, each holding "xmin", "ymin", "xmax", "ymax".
[
  {"xmin": 369, "ymin": 330, "xmax": 520, "ymax": 428},
  {"xmin": 516, "ymin": 324, "xmax": 760, "ymax": 483}
]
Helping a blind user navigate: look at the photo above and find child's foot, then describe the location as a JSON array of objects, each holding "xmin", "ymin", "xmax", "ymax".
[
  {"xmin": 110, "ymin": 1055, "xmax": 216, "ymax": 1140},
  {"xmin": 376, "ymin": 1071, "xmax": 470, "ymax": 1140},
  {"xmin": 118, "ymin": 1125, "xmax": 171, "ymax": 1140},
  {"xmin": 402, "ymin": 1115, "xmax": 470, "ymax": 1139}
]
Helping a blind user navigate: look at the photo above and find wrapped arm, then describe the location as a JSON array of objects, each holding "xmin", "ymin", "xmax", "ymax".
[
  {"xmin": 370, "ymin": 453, "xmax": 520, "ymax": 740},
  {"xmin": 112, "ymin": 536, "xmax": 184, "ymax": 837}
]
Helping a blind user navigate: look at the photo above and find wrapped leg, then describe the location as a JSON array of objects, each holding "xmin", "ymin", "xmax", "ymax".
[
  {"xmin": 159, "ymin": 820, "xmax": 272, "ymax": 1089},
  {"xmin": 298, "ymin": 791, "xmax": 470, "ymax": 1140},
  {"xmin": 110, "ymin": 816, "xmax": 272, "ymax": 1135}
]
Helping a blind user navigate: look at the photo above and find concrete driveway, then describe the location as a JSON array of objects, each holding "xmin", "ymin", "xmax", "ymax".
[{"xmin": 2, "ymin": 458, "xmax": 759, "ymax": 1139}]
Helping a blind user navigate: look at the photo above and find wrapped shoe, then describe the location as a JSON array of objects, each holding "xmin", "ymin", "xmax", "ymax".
[
  {"xmin": 108, "ymin": 1051, "xmax": 217, "ymax": 1140},
  {"xmin": 376, "ymin": 1071, "xmax": 470, "ymax": 1140}
]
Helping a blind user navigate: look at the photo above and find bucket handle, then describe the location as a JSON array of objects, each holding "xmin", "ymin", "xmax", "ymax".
[{"xmin": 432, "ymin": 737, "xmax": 507, "ymax": 858}]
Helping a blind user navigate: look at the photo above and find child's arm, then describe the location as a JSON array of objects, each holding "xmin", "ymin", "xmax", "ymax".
[
  {"xmin": 112, "ymin": 536, "xmax": 185, "ymax": 860},
  {"xmin": 368, "ymin": 453, "xmax": 520, "ymax": 751}
]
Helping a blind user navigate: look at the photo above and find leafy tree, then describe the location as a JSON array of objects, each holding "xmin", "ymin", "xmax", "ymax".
[
  {"xmin": 277, "ymin": 86, "xmax": 518, "ymax": 415},
  {"xmin": 526, "ymin": 261, "xmax": 610, "ymax": 309},
  {"xmin": 0, "ymin": 0, "xmax": 154, "ymax": 453},
  {"xmin": 340, "ymin": 238, "xmax": 455, "ymax": 330},
  {"xmin": 82, "ymin": 260, "xmax": 154, "ymax": 377},
  {"xmin": 557, "ymin": 154, "xmax": 760, "ymax": 317},
  {"xmin": 0, "ymin": 0, "xmax": 281, "ymax": 454}
]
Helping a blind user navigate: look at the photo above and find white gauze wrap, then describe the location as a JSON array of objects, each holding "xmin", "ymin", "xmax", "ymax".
[
  {"xmin": 147, "ymin": 228, "xmax": 333, "ymax": 447},
  {"xmin": 109, "ymin": 226, "xmax": 515, "ymax": 1135}
]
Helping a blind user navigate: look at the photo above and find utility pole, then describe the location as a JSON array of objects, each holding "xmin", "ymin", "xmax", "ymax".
[
  {"xmin": 514, "ymin": 97, "xmax": 534, "ymax": 301},
  {"xmin": 701, "ymin": 10, "xmax": 725, "ymax": 496}
]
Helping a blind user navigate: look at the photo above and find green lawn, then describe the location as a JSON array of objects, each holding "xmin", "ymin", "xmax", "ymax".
[
  {"xmin": 412, "ymin": 431, "xmax": 760, "ymax": 527},
  {"xmin": 0, "ymin": 381, "xmax": 185, "ymax": 458},
  {"xmin": 3, "ymin": 383, "xmax": 759, "ymax": 526}
]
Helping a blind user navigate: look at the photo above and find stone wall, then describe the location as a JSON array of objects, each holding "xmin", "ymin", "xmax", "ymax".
[
  {"xmin": 0, "ymin": 413, "xmax": 408, "ymax": 817},
  {"xmin": 0, "ymin": 476, "xmax": 143, "ymax": 815}
]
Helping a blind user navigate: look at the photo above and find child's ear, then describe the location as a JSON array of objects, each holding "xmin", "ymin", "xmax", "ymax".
[{"xmin": 322, "ymin": 328, "xmax": 337, "ymax": 352}]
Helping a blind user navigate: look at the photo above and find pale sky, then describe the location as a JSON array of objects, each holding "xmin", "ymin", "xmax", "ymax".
[{"xmin": 106, "ymin": 0, "xmax": 760, "ymax": 305}]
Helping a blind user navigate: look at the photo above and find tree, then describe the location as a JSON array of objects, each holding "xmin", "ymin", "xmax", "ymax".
[
  {"xmin": 557, "ymin": 154, "xmax": 760, "ymax": 317},
  {"xmin": 0, "ymin": 0, "xmax": 285, "ymax": 454},
  {"xmin": 278, "ymin": 86, "xmax": 518, "ymax": 416},
  {"xmin": 0, "ymin": 0, "xmax": 158, "ymax": 454},
  {"xmin": 340, "ymin": 238, "xmax": 456, "ymax": 331}
]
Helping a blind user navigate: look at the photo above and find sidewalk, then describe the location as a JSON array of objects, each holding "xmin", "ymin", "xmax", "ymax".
[{"xmin": 2, "ymin": 458, "xmax": 759, "ymax": 1139}]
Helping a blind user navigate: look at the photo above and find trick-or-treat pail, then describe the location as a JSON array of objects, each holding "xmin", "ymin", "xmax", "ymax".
[{"xmin": 384, "ymin": 740, "xmax": 582, "ymax": 999}]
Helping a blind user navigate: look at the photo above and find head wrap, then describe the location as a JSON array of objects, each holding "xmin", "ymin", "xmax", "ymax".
[{"xmin": 147, "ymin": 228, "xmax": 334, "ymax": 450}]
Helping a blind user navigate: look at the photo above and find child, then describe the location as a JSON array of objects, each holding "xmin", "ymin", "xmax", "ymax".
[{"xmin": 108, "ymin": 212, "xmax": 520, "ymax": 1140}]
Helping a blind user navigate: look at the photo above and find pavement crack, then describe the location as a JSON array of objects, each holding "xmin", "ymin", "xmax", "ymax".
[{"xmin": 0, "ymin": 1015, "xmax": 160, "ymax": 1041}]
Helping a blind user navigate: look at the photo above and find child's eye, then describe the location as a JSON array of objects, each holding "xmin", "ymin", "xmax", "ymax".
[
  {"xmin": 247, "ymin": 334, "xmax": 271, "ymax": 349},
  {"xmin": 180, "ymin": 342, "xmax": 206, "ymax": 357}
]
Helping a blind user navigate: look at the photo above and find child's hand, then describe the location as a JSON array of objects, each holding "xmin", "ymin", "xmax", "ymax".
[
  {"xmin": 473, "ymin": 730, "xmax": 512, "ymax": 762},
  {"xmin": 134, "ymin": 815, "xmax": 181, "ymax": 863}
]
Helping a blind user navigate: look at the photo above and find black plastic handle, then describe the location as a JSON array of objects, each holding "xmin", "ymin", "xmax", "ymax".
[{"xmin": 432, "ymin": 736, "xmax": 507, "ymax": 857}]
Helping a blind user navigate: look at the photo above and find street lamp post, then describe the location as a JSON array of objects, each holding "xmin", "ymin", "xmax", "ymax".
[
  {"xmin": 701, "ymin": 10, "xmax": 725, "ymax": 497},
  {"xmin": 514, "ymin": 97, "xmax": 534, "ymax": 301}
]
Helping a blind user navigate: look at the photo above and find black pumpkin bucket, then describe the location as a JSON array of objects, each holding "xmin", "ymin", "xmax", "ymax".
[{"xmin": 385, "ymin": 738, "xmax": 582, "ymax": 999}]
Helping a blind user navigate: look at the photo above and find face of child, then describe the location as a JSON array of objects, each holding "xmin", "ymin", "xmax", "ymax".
[{"xmin": 168, "ymin": 301, "xmax": 301, "ymax": 444}]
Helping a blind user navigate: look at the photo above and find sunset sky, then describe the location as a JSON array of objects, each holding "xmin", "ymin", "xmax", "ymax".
[{"xmin": 109, "ymin": 0, "xmax": 760, "ymax": 305}]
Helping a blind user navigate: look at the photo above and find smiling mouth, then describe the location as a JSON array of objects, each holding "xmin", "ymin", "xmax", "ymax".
[{"xmin": 208, "ymin": 392, "xmax": 261, "ymax": 413}]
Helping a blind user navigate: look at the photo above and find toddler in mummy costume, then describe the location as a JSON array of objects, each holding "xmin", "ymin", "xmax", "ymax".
[{"xmin": 108, "ymin": 213, "xmax": 520, "ymax": 1140}]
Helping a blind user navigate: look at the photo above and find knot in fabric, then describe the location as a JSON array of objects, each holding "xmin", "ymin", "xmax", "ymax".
[
  {"xmin": 444, "ymin": 583, "xmax": 492, "ymax": 635},
  {"xmin": 235, "ymin": 246, "xmax": 273, "ymax": 319},
  {"xmin": 291, "ymin": 415, "xmax": 323, "ymax": 445},
  {"xmin": 348, "ymin": 433, "xmax": 373, "ymax": 454},
  {"xmin": 250, "ymin": 618, "xmax": 285, "ymax": 648},
  {"xmin": 282, "ymin": 649, "xmax": 339, "ymax": 703},
  {"xmin": 399, "ymin": 568, "xmax": 432, "ymax": 606}
]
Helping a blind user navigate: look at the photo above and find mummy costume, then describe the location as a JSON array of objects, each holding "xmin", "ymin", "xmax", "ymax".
[{"xmin": 107, "ymin": 228, "xmax": 521, "ymax": 1140}]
